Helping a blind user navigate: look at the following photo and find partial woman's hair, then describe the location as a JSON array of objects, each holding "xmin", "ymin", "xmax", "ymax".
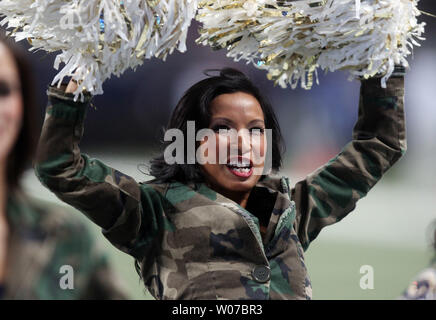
[
  {"xmin": 149, "ymin": 67, "xmax": 285, "ymax": 184},
  {"xmin": 0, "ymin": 33, "xmax": 38, "ymax": 191}
]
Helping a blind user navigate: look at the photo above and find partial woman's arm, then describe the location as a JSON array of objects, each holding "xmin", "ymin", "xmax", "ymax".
[
  {"xmin": 291, "ymin": 76, "xmax": 406, "ymax": 251},
  {"xmin": 34, "ymin": 83, "xmax": 163, "ymax": 259}
]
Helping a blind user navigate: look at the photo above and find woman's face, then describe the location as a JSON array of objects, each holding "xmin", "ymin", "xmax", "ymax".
[
  {"xmin": 199, "ymin": 91, "xmax": 266, "ymax": 195},
  {"xmin": 0, "ymin": 42, "xmax": 22, "ymax": 164}
]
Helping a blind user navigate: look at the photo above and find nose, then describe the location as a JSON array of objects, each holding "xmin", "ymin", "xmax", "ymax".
[
  {"xmin": 228, "ymin": 128, "xmax": 251, "ymax": 157},
  {"xmin": 239, "ymin": 129, "xmax": 252, "ymax": 154}
]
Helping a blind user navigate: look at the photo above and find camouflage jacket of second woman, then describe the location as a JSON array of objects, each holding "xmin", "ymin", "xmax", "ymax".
[
  {"xmin": 2, "ymin": 191, "xmax": 127, "ymax": 299},
  {"xmin": 34, "ymin": 77, "xmax": 406, "ymax": 300}
]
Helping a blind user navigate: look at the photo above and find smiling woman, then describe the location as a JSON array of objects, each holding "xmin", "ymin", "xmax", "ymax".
[
  {"xmin": 34, "ymin": 65, "xmax": 407, "ymax": 300},
  {"xmin": 149, "ymin": 69, "xmax": 283, "ymax": 211},
  {"xmin": 149, "ymin": 69, "xmax": 284, "ymax": 187}
]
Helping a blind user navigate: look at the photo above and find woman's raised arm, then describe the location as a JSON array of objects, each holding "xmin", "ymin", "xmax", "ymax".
[
  {"xmin": 34, "ymin": 80, "xmax": 164, "ymax": 259},
  {"xmin": 291, "ymin": 75, "xmax": 406, "ymax": 251}
]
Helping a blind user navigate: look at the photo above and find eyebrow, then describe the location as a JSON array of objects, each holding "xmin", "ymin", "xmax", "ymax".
[
  {"xmin": 209, "ymin": 117, "xmax": 265, "ymax": 126},
  {"xmin": 247, "ymin": 119, "xmax": 266, "ymax": 126}
]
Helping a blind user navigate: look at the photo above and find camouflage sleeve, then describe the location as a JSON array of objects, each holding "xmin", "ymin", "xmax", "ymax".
[
  {"xmin": 291, "ymin": 76, "xmax": 406, "ymax": 251},
  {"xmin": 34, "ymin": 86, "xmax": 162, "ymax": 259}
]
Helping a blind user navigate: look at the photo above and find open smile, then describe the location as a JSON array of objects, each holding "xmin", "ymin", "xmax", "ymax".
[{"xmin": 225, "ymin": 156, "xmax": 253, "ymax": 178}]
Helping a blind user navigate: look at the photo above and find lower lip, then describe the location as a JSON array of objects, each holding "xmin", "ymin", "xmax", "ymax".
[{"xmin": 226, "ymin": 166, "xmax": 253, "ymax": 178}]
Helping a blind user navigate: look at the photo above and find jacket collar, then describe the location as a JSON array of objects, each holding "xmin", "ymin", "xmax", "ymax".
[
  {"xmin": 190, "ymin": 175, "xmax": 291, "ymax": 201},
  {"xmin": 164, "ymin": 175, "xmax": 295, "ymax": 250},
  {"xmin": 165, "ymin": 175, "xmax": 292, "ymax": 209}
]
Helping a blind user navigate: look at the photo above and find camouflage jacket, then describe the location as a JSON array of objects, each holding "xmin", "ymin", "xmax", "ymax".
[
  {"xmin": 2, "ymin": 190, "xmax": 127, "ymax": 299},
  {"xmin": 34, "ymin": 77, "xmax": 406, "ymax": 300}
]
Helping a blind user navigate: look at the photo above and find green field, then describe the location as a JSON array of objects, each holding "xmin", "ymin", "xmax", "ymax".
[{"xmin": 305, "ymin": 240, "xmax": 433, "ymax": 299}]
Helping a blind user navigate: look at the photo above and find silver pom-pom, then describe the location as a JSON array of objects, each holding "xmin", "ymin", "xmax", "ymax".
[
  {"xmin": 0, "ymin": 0, "xmax": 198, "ymax": 100},
  {"xmin": 196, "ymin": 0, "xmax": 426, "ymax": 89}
]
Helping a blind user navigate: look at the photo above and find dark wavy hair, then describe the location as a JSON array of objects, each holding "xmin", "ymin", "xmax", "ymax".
[
  {"xmin": 0, "ymin": 33, "xmax": 37, "ymax": 191},
  {"xmin": 148, "ymin": 68, "xmax": 285, "ymax": 184}
]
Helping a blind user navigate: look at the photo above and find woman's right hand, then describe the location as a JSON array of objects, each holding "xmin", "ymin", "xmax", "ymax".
[{"xmin": 65, "ymin": 79, "xmax": 78, "ymax": 94}]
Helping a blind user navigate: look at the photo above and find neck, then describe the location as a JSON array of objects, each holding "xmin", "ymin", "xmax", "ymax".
[{"xmin": 229, "ymin": 191, "xmax": 251, "ymax": 208}]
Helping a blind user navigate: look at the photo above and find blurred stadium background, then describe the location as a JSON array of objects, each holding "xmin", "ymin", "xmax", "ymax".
[{"xmin": 6, "ymin": 1, "xmax": 436, "ymax": 299}]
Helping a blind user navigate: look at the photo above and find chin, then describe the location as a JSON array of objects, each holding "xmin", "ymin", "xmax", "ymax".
[
  {"xmin": 220, "ymin": 168, "xmax": 263, "ymax": 192},
  {"xmin": 226, "ymin": 179, "xmax": 256, "ymax": 192},
  {"xmin": 201, "ymin": 163, "xmax": 264, "ymax": 195}
]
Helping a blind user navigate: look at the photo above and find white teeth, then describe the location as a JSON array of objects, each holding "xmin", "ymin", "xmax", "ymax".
[
  {"xmin": 228, "ymin": 161, "xmax": 251, "ymax": 168},
  {"xmin": 230, "ymin": 167, "xmax": 251, "ymax": 173}
]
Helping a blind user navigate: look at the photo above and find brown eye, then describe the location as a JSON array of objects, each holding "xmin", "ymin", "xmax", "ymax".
[
  {"xmin": 0, "ymin": 81, "xmax": 12, "ymax": 97},
  {"xmin": 211, "ymin": 124, "xmax": 230, "ymax": 132},
  {"xmin": 250, "ymin": 127, "xmax": 265, "ymax": 135}
]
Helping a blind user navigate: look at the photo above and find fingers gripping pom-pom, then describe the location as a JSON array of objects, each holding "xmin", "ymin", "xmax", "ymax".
[
  {"xmin": 0, "ymin": 0, "xmax": 198, "ymax": 101},
  {"xmin": 196, "ymin": 0, "xmax": 425, "ymax": 90}
]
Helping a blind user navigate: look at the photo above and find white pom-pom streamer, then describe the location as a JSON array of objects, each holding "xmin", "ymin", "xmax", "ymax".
[
  {"xmin": 0, "ymin": 0, "xmax": 198, "ymax": 101},
  {"xmin": 196, "ymin": 0, "xmax": 426, "ymax": 89}
]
